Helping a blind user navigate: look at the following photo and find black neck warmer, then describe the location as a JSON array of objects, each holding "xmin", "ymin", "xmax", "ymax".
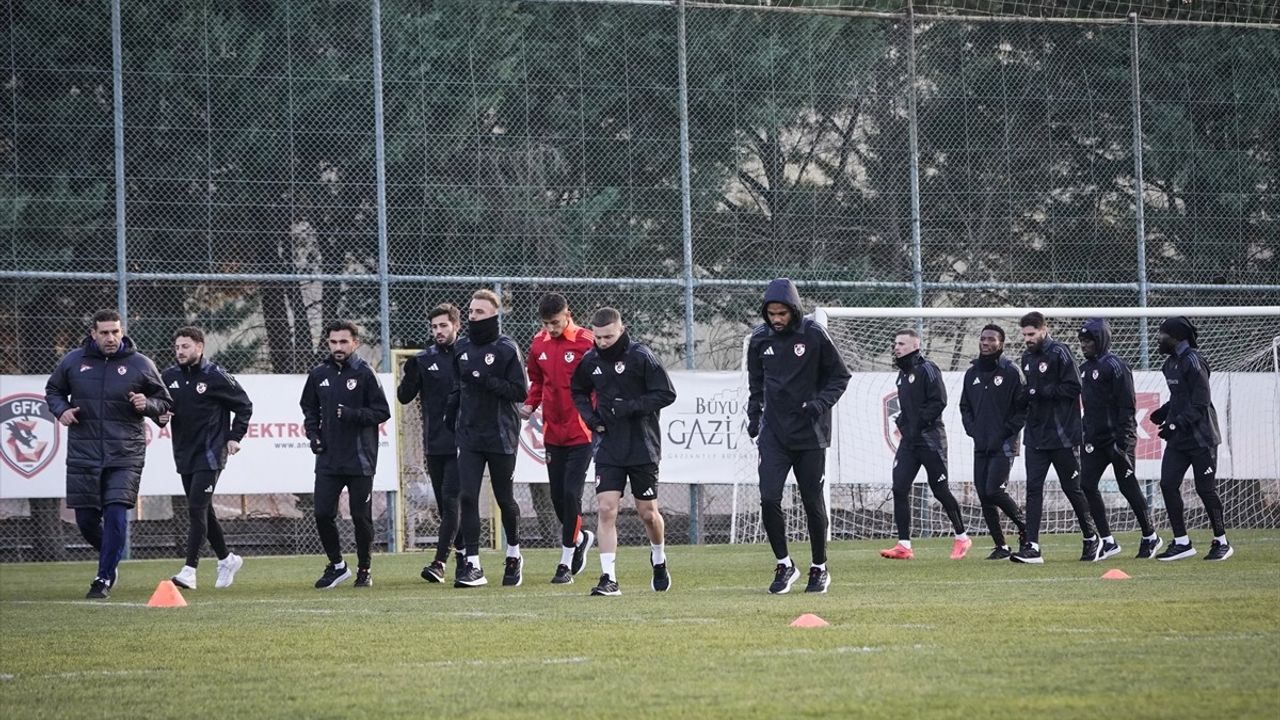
[
  {"xmin": 597, "ymin": 332, "xmax": 631, "ymax": 362},
  {"xmin": 468, "ymin": 315, "xmax": 500, "ymax": 345}
]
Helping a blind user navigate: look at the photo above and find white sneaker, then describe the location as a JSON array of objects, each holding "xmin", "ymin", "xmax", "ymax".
[
  {"xmin": 171, "ymin": 565, "xmax": 198, "ymax": 590},
  {"xmin": 215, "ymin": 553, "xmax": 243, "ymax": 588}
]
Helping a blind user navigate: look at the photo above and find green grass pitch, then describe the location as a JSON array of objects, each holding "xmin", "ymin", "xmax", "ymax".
[{"xmin": 2, "ymin": 532, "xmax": 1277, "ymax": 719}]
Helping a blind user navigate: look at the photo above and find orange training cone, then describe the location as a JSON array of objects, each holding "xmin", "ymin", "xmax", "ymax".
[
  {"xmin": 790, "ymin": 613, "xmax": 829, "ymax": 628},
  {"xmin": 147, "ymin": 579, "xmax": 188, "ymax": 607},
  {"xmin": 1101, "ymin": 569, "xmax": 1131, "ymax": 580}
]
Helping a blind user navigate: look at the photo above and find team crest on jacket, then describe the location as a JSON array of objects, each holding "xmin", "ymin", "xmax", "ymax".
[
  {"xmin": 1085, "ymin": 443, "xmax": 1095, "ymax": 454},
  {"xmin": 564, "ymin": 351, "xmax": 575, "ymax": 363},
  {"xmin": 346, "ymin": 378, "xmax": 358, "ymax": 390},
  {"xmin": 484, "ymin": 353, "xmax": 495, "ymax": 366},
  {"xmin": 0, "ymin": 393, "xmax": 60, "ymax": 479},
  {"xmin": 79, "ymin": 363, "xmax": 92, "ymax": 373},
  {"xmin": 614, "ymin": 361, "xmax": 626, "ymax": 374},
  {"xmin": 908, "ymin": 374, "xmax": 916, "ymax": 383},
  {"xmin": 993, "ymin": 375, "xmax": 1003, "ymax": 386},
  {"xmin": 793, "ymin": 343, "xmax": 806, "ymax": 357},
  {"xmin": 117, "ymin": 366, "xmax": 127, "ymax": 375},
  {"xmin": 1091, "ymin": 369, "xmax": 1099, "ymax": 380},
  {"xmin": 1038, "ymin": 361, "xmax": 1048, "ymax": 373},
  {"xmin": 195, "ymin": 382, "xmax": 207, "ymax": 394}
]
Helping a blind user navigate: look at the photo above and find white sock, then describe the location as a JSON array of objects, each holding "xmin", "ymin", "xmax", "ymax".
[
  {"xmin": 1214, "ymin": 534, "xmax": 1228, "ymax": 544},
  {"xmin": 506, "ymin": 544, "xmax": 521, "ymax": 559},
  {"xmin": 574, "ymin": 531, "xmax": 583, "ymax": 546},
  {"xmin": 1143, "ymin": 533, "xmax": 1158, "ymax": 540},
  {"xmin": 600, "ymin": 552, "xmax": 616, "ymax": 581},
  {"xmin": 898, "ymin": 539, "xmax": 912, "ymax": 550},
  {"xmin": 467, "ymin": 554, "xmax": 480, "ymax": 570},
  {"xmin": 1084, "ymin": 535, "xmax": 1098, "ymax": 543},
  {"xmin": 812, "ymin": 562, "xmax": 826, "ymax": 571},
  {"xmin": 1174, "ymin": 535, "xmax": 1190, "ymax": 546},
  {"xmin": 651, "ymin": 543, "xmax": 666, "ymax": 565},
  {"xmin": 955, "ymin": 532, "xmax": 969, "ymax": 541},
  {"xmin": 999, "ymin": 545, "xmax": 1010, "ymax": 551},
  {"xmin": 1030, "ymin": 542, "xmax": 1040, "ymax": 550},
  {"xmin": 1103, "ymin": 535, "xmax": 1115, "ymax": 544},
  {"xmin": 777, "ymin": 555, "xmax": 792, "ymax": 568},
  {"xmin": 560, "ymin": 546, "xmax": 575, "ymax": 566},
  {"xmin": 333, "ymin": 561, "xmax": 346, "ymax": 570}
]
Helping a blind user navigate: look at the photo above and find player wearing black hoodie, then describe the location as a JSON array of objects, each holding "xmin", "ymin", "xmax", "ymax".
[
  {"xmin": 746, "ymin": 279, "xmax": 851, "ymax": 594},
  {"xmin": 1151, "ymin": 317, "xmax": 1231, "ymax": 561},
  {"xmin": 447, "ymin": 290, "xmax": 529, "ymax": 587},
  {"xmin": 1012, "ymin": 312, "xmax": 1099, "ymax": 565},
  {"xmin": 1077, "ymin": 318, "xmax": 1161, "ymax": 560}
]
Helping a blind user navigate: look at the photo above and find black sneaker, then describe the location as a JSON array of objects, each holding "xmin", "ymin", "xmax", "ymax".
[
  {"xmin": 1156, "ymin": 542, "xmax": 1196, "ymax": 561},
  {"xmin": 454, "ymin": 552, "xmax": 466, "ymax": 583},
  {"xmin": 551, "ymin": 564, "xmax": 574, "ymax": 585},
  {"xmin": 1080, "ymin": 536, "xmax": 1102, "ymax": 562},
  {"xmin": 1011, "ymin": 544, "xmax": 1044, "ymax": 564},
  {"xmin": 502, "ymin": 556, "xmax": 523, "ymax": 587},
  {"xmin": 315, "ymin": 563, "xmax": 352, "ymax": 589},
  {"xmin": 1204, "ymin": 539, "xmax": 1234, "ymax": 561},
  {"xmin": 354, "ymin": 567, "xmax": 372, "ymax": 588},
  {"xmin": 590, "ymin": 574, "xmax": 620, "ymax": 596},
  {"xmin": 986, "ymin": 546, "xmax": 1012, "ymax": 560},
  {"xmin": 768, "ymin": 563, "xmax": 800, "ymax": 594},
  {"xmin": 421, "ymin": 561, "xmax": 446, "ymax": 584},
  {"xmin": 1137, "ymin": 535, "xmax": 1163, "ymax": 559},
  {"xmin": 86, "ymin": 577, "xmax": 110, "ymax": 599},
  {"xmin": 571, "ymin": 530, "xmax": 595, "ymax": 576},
  {"xmin": 804, "ymin": 566, "xmax": 830, "ymax": 594},
  {"xmin": 1099, "ymin": 540, "xmax": 1122, "ymax": 560},
  {"xmin": 651, "ymin": 561, "xmax": 671, "ymax": 592},
  {"xmin": 454, "ymin": 562, "xmax": 487, "ymax": 588}
]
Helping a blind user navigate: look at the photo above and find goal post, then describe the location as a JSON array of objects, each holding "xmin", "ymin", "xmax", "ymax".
[{"xmin": 735, "ymin": 305, "xmax": 1280, "ymax": 547}]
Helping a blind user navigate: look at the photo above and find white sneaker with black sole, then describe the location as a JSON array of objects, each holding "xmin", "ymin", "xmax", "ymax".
[
  {"xmin": 215, "ymin": 553, "xmax": 243, "ymax": 588},
  {"xmin": 171, "ymin": 565, "xmax": 198, "ymax": 590}
]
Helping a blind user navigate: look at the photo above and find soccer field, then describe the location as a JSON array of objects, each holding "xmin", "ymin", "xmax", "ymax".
[{"xmin": 1, "ymin": 532, "xmax": 1277, "ymax": 720}]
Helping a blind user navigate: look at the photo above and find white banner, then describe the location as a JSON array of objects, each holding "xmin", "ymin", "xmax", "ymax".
[{"xmin": 0, "ymin": 374, "xmax": 398, "ymax": 498}]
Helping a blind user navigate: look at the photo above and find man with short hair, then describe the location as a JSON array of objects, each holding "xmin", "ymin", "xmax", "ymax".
[
  {"xmin": 881, "ymin": 328, "xmax": 971, "ymax": 561},
  {"xmin": 1151, "ymin": 317, "xmax": 1231, "ymax": 561},
  {"xmin": 398, "ymin": 303, "xmax": 466, "ymax": 584},
  {"xmin": 45, "ymin": 309, "xmax": 172, "ymax": 599},
  {"xmin": 301, "ymin": 320, "xmax": 391, "ymax": 589},
  {"xmin": 746, "ymin": 279, "xmax": 851, "ymax": 594},
  {"xmin": 158, "ymin": 326, "xmax": 254, "ymax": 590},
  {"xmin": 571, "ymin": 307, "xmax": 676, "ymax": 596},
  {"xmin": 519, "ymin": 292, "xmax": 596, "ymax": 585},
  {"xmin": 959, "ymin": 324, "xmax": 1028, "ymax": 560},
  {"xmin": 1012, "ymin": 311, "xmax": 1099, "ymax": 564},
  {"xmin": 1078, "ymin": 318, "xmax": 1161, "ymax": 560},
  {"xmin": 448, "ymin": 289, "xmax": 529, "ymax": 588}
]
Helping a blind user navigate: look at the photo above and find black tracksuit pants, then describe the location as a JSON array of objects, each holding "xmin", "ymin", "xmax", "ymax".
[
  {"xmin": 425, "ymin": 453, "xmax": 464, "ymax": 564},
  {"xmin": 314, "ymin": 473, "xmax": 375, "ymax": 568},
  {"xmin": 1080, "ymin": 441, "xmax": 1155, "ymax": 537},
  {"xmin": 181, "ymin": 470, "xmax": 230, "ymax": 567},
  {"xmin": 891, "ymin": 443, "xmax": 966, "ymax": 541},
  {"xmin": 546, "ymin": 443, "xmax": 591, "ymax": 548},
  {"xmin": 1024, "ymin": 447, "xmax": 1096, "ymax": 543},
  {"xmin": 458, "ymin": 450, "xmax": 519, "ymax": 556},
  {"xmin": 1160, "ymin": 445, "xmax": 1225, "ymax": 537},
  {"xmin": 973, "ymin": 452, "xmax": 1025, "ymax": 548},
  {"xmin": 757, "ymin": 430, "xmax": 828, "ymax": 565}
]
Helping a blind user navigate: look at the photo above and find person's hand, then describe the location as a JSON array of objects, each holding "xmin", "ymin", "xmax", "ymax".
[
  {"xmin": 402, "ymin": 358, "xmax": 420, "ymax": 382},
  {"xmin": 1150, "ymin": 406, "xmax": 1169, "ymax": 425},
  {"xmin": 226, "ymin": 440, "xmax": 241, "ymax": 456},
  {"xmin": 309, "ymin": 436, "xmax": 325, "ymax": 455},
  {"xmin": 802, "ymin": 401, "xmax": 823, "ymax": 420},
  {"xmin": 460, "ymin": 370, "xmax": 481, "ymax": 385},
  {"xmin": 518, "ymin": 404, "xmax": 534, "ymax": 420},
  {"xmin": 156, "ymin": 411, "xmax": 173, "ymax": 427},
  {"xmin": 59, "ymin": 408, "xmax": 80, "ymax": 426},
  {"xmin": 1157, "ymin": 423, "xmax": 1174, "ymax": 440},
  {"xmin": 589, "ymin": 413, "xmax": 607, "ymax": 434},
  {"xmin": 127, "ymin": 391, "xmax": 148, "ymax": 413},
  {"xmin": 747, "ymin": 418, "xmax": 759, "ymax": 440}
]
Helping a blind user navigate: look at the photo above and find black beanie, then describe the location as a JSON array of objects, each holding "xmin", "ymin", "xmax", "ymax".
[{"xmin": 1159, "ymin": 316, "xmax": 1198, "ymax": 348}]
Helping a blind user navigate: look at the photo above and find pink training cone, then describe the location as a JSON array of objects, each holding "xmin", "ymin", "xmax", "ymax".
[
  {"xmin": 1101, "ymin": 569, "xmax": 1131, "ymax": 580},
  {"xmin": 790, "ymin": 613, "xmax": 829, "ymax": 628},
  {"xmin": 147, "ymin": 580, "xmax": 188, "ymax": 607}
]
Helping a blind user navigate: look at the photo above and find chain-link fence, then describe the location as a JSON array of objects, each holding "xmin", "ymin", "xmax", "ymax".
[{"xmin": 2, "ymin": 0, "xmax": 1277, "ymax": 562}]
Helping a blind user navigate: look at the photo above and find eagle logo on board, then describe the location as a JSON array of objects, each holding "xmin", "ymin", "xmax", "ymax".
[
  {"xmin": 793, "ymin": 343, "xmax": 806, "ymax": 357},
  {"xmin": 484, "ymin": 353, "xmax": 495, "ymax": 366},
  {"xmin": 346, "ymin": 378, "xmax": 357, "ymax": 390},
  {"xmin": 195, "ymin": 382, "xmax": 207, "ymax": 394},
  {"xmin": 614, "ymin": 362, "xmax": 626, "ymax": 374},
  {"xmin": 0, "ymin": 393, "xmax": 60, "ymax": 479}
]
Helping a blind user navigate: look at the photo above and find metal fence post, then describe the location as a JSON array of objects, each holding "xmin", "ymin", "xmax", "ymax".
[
  {"xmin": 906, "ymin": 2, "xmax": 924, "ymax": 323},
  {"xmin": 1130, "ymin": 13, "xmax": 1151, "ymax": 370},
  {"xmin": 676, "ymin": 0, "xmax": 701, "ymax": 544},
  {"xmin": 371, "ymin": 0, "xmax": 398, "ymax": 551},
  {"xmin": 111, "ymin": 0, "xmax": 128, "ymax": 320}
]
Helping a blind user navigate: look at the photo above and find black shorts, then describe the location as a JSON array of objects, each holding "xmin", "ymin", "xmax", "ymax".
[{"xmin": 594, "ymin": 463, "xmax": 659, "ymax": 500}]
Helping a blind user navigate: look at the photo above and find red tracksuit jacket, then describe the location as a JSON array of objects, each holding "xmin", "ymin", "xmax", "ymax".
[{"xmin": 525, "ymin": 323, "xmax": 595, "ymax": 447}]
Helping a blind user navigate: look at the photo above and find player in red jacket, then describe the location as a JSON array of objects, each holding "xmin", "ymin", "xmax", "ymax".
[{"xmin": 520, "ymin": 293, "xmax": 597, "ymax": 584}]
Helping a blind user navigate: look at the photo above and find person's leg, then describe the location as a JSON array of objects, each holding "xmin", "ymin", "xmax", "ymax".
[
  {"xmin": 986, "ymin": 454, "xmax": 1025, "ymax": 535},
  {"xmin": 559, "ymin": 444, "xmax": 592, "ymax": 548},
  {"xmin": 890, "ymin": 446, "xmax": 922, "ymax": 543},
  {"xmin": 203, "ymin": 470, "xmax": 229, "ymax": 561},
  {"xmin": 546, "ymin": 444, "xmax": 571, "ymax": 545},
  {"xmin": 456, "ymin": 450, "xmax": 486, "ymax": 558},
  {"xmin": 347, "ymin": 475, "xmax": 375, "ymax": 570},
  {"xmin": 1159, "ymin": 445, "xmax": 1193, "ymax": 539},
  {"xmin": 632, "ymin": 464, "xmax": 669, "ymax": 592},
  {"xmin": 1190, "ymin": 447, "xmax": 1225, "ymax": 538},
  {"xmin": 1052, "ymin": 447, "xmax": 1096, "ymax": 539},
  {"xmin": 791, "ymin": 448, "xmax": 828, "ymax": 566},
  {"xmin": 426, "ymin": 454, "xmax": 461, "ymax": 565},
  {"xmin": 313, "ymin": 473, "xmax": 344, "ymax": 565},
  {"xmin": 1023, "ymin": 448, "xmax": 1051, "ymax": 544},
  {"xmin": 973, "ymin": 453, "xmax": 1004, "ymax": 547},
  {"xmin": 182, "ymin": 471, "xmax": 216, "ymax": 567},
  {"xmin": 1111, "ymin": 441, "xmax": 1155, "ymax": 537},
  {"xmin": 74, "ymin": 506, "xmax": 104, "ymax": 553},
  {"xmin": 595, "ymin": 465, "xmax": 624, "ymax": 584},
  {"xmin": 921, "ymin": 447, "xmax": 965, "ymax": 535},
  {"xmin": 756, "ymin": 432, "xmax": 795, "ymax": 562},
  {"xmin": 97, "ymin": 502, "xmax": 129, "ymax": 583},
  {"xmin": 487, "ymin": 452, "xmax": 520, "ymax": 549},
  {"xmin": 1079, "ymin": 444, "xmax": 1111, "ymax": 538}
]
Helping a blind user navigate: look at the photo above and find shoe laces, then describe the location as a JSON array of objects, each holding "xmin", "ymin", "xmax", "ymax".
[
  {"xmin": 774, "ymin": 563, "xmax": 789, "ymax": 580},
  {"xmin": 505, "ymin": 557, "xmax": 521, "ymax": 570},
  {"xmin": 808, "ymin": 566, "xmax": 822, "ymax": 579}
]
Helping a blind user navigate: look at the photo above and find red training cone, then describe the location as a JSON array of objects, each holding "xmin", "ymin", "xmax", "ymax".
[
  {"xmin": 1100, "ymin": 569, "xmax": 1131, "ymax": 580},
  {"xmin": 789, "ymin": 613, "xmax": 829, "ymax": 628},
  {"xmin": 147, "ymin": 580, "xmax": 188, "ymax": 607}
]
